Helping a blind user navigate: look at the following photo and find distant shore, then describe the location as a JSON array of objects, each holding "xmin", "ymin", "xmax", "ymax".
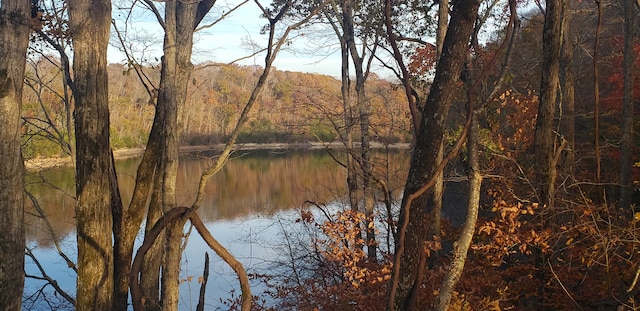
[{"xmin": 24, "ymin": 142, "xmax": 411, "ymax": 172}]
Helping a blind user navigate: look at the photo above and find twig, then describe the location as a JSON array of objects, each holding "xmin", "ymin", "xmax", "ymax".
[
  {"xmin": 628, "ymin": 264, "xmax": 640, "ymax": 293},
  {"xmin": 548, "ymin": 260, "xmax": 583, "ymax": 310}
]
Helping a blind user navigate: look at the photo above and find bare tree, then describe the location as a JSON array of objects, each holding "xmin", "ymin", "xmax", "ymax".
[
  {"xmin": 324, "ymin": 0, "xmax": 380, "ymax": 260},
  {"xmin": 533, "ymin": 0, "xmax": 563, "ymax": 207},
  {"xmin": 0, "ymin": 0, "xmax": 31, "ymax": 309},
  {"xmin": 560, "ymin": 0, "xmax": 575, "ymax": 176}
]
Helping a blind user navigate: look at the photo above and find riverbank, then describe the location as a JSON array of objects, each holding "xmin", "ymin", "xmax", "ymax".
[{"xmin": 24, "ymin": 142, "xmax": 411, "ymax": 172}]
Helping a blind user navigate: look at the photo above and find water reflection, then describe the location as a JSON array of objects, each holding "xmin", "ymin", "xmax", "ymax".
[
  {"xmin": 23, "ymin": 149, "xmax": 409, "ymax": 310},
  {"xmin": 25, "ymin": 149, "xmax": 410, "ymax": 246}
]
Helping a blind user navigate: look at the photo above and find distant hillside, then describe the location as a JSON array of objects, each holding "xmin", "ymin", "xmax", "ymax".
[{"xmin": 22, "ymin": 61, "xmax": 412, "ymax": 159}]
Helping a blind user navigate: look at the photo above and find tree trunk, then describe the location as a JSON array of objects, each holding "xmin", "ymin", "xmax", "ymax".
[
  {"xmin": 388, "ymin": 1, "xmax": 480, "ymax": 309},
  {"xmin": 0, "ymin": 0, "xmax": 30, "ymax": 309},
  {"xmin": 356, "ymin": 74, "xmax": 375, "ymax": 261},
  {"xmin": 344, "ymin": 5, "xmax": 376, "ymax": 261},
  {"xmin": 533, "ymin": 0, "xmax": 562, "ymax": 208},
  {"xmin": 112, "ymin": 126, "xmax": 162, "ymax": 310},
  {"xmin": 143, "ymin": 1, "xmax": 213, "ymax": 309},
  {"xmin": 68, "ymin": 0, "xmax": 114, "ymax": 310},
  {"xmin": 430, "ymin": 0, "xmax": 449, "ymax": 259},
  {"xmin": 334, "ymin": 2, "xmax": 359, "ymax": 219},
  {"xmin": 560, "ymin": 0, "xmax": 575, "ymax": 177},
  {"xmin": 157, "ymin": 3, "xmax": 194, "ymax": 310},
  {"xmin": 593, "ymin": 0, "xmax": 602, "ymax": 191},
  {"xmin": 140, "ymin": 167, "xmax": 165, "ymax": 310},
  {"xmin": 112, "ymin": 89, "xmax": 165, "ymax": 309},
  {"xmin": 434, "ymin": 103, "xmax": 482, "ymax": 311},
  {"xmin": 620, "ymin": 0, "xmax": 637, "ymax": 209}
]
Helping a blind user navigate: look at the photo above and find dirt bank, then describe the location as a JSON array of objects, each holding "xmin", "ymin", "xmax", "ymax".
[{"xmin": 25, "ymin": 142, "xmax": 410, "ymax": 172}]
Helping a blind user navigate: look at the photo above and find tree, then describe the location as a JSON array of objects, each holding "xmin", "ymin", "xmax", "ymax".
[
  {"xmin": 431, "ymin": 0, "xmax": 448, "ymax": 258},
  {"xmin": 620, "ymin": 0, "xmax": 638, "ymax": 208},
  {"xmin": 593, "ymin": 0, "xmax": 602, "ymax": 191},
  {"xmin": 325, "ymin": 0, "xmax": 380, "ymax": 260},
  {"xmin": 387, "ymin": 1, "xmax": 480, "ymax": 309},
  {"xmin": 115, "ymin": 1, "xmax": 217, "ymax": 310},
  {"xmin": 123, "ymin": 1, "xmax": 330, "ymax": 310},
  {"xmin": 67, "ymin": 0, "xmax": 114, "ymax": 309},
  {"xmin": 435, "ymin": 1, "xmax": 518, "ymax": 308},
  {"xmin": 560, "ymin": 0, "xmax": 575, "ymax": 176},
  {"xmin": 0, "ymin": 0, "xmax": 31, "ymax": 309},
  {"xmin": 533, "ymin": 0, "xmax": 563, "ymax": 207}
]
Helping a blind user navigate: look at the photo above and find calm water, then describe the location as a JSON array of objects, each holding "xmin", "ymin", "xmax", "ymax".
[{"xmin": 23, "ymin": 149, "xmax": 410, "ymax": 310}]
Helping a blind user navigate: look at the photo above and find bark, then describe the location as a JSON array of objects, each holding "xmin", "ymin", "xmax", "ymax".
[
  {"xmin": 560, "ymin": 0, "xmax": 575, "ymax": 177},
  {"xmin": 68, "ymin": 0, "xmax": 114, "ymax": 310},
  {"xmin": 0, "ymin": 0, "xmax": 30, "ymax": 309},
  {"xmin": 620, "ymin": 0, "xmax": 638, "ymax": 209},
  {"xmin": 533, "ymin": 0, "xmax": 562, "ymax": 207},
  {"xmin": 436, "ymin": 0, "xmax": 449, "ymax": 59},
  {"xmin": 196, "ymin": 252, "xmax": 210, "ymax": 311},
  {"xmin": 388, "ymin": 1, "xmax": 480, "ymax": 310}
]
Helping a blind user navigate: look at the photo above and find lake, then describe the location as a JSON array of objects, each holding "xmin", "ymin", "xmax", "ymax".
[{"xmin": 23, "ymin": 149, "xmax": 410, "ymax": 310}]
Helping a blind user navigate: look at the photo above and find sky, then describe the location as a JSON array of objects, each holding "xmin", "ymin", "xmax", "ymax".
[{"xmin": 108, "ymin": 0, "xmax": 347, "ymax": 78}]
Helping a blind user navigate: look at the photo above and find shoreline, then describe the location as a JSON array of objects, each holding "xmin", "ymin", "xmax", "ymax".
[{"xmin": 25, "ymin": 142, "xmax": 411, "ymax": 172}]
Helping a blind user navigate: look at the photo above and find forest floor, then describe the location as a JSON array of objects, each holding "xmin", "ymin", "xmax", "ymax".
[{"xmin": 24, "ymin": 142, "xmax": 411, "ymax": 172}]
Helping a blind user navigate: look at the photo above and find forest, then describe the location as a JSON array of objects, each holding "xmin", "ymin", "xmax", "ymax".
[{"xmin": 1, "ymin": 0, "xmax": 639, "ymax": 310}]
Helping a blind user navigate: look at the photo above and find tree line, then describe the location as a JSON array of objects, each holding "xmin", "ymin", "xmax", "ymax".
[{"xmin": 22, "ymin": 60, "xmax": 412, "ymax": 159}]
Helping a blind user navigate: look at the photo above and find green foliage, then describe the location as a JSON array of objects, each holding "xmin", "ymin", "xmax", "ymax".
[
  {"xmin": 309, "ymin": 123, "xmax": 336, "ymax": 142},
  {"xmin": 237, "ymin": 119, "xmax": 281, "ymax": 143},
  {"xmin": 110, "ymin": 130, "xmax": 137, "ymax": 149},
  {"xmin": 22, "ymin": 133, "xmax": 64, "ymax": 160}
]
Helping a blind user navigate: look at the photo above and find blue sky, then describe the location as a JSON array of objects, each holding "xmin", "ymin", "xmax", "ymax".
[{"xmin": 108, "ymin": 0, "xmax": 345, "ymax": 77}]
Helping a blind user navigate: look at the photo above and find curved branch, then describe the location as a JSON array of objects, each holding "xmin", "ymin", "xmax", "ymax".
[
  {"xmin": 142, "ymin": 0, "xmax": 166, "ymax": 30},
  {"xmin": 130, "ymin": 207, "xmax": 252, "ymax": 311},
  {"xmin": 190, "ymin": 212, "xmax": 252, "ymax": 310}
]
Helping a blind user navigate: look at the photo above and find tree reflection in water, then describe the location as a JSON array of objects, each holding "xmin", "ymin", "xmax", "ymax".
[{"xmin": 23, "ymin": 149, "xmax": 409, "ymax": 310}]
